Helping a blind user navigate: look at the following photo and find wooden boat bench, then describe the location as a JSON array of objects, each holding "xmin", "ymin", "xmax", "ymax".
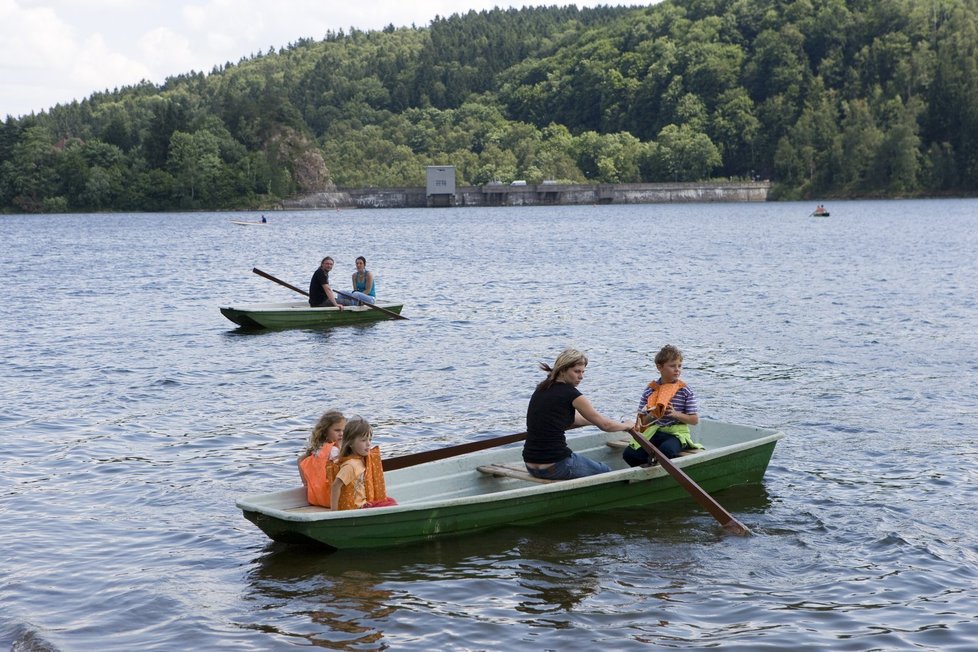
[
  {"xmin": 477, "ymin": 462, "xmax": 557, "ymax": 484},
  {"xmin": 606, "ymin": 438, "xmax": 704, "ymax": 455}
]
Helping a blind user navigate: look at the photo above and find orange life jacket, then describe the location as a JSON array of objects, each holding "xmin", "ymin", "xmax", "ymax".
[
  {"xmin": 333, "ymin": 445, "xmax": 392, "ymax": 510},
  {"xmin": 298, "ymin": 443, "xmax": 338, "ymax": 507},
  {"xmin": 641, "ymin": 380, "xmax": 686, "ymax": 427}
]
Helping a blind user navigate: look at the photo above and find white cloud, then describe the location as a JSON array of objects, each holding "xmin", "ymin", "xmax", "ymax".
[
  {"xmin": 1, "ymin": 0, "xmax": 649, "ymax": 118},
  {"xmin": 0, "ymin": 1, "xmax": 74, "ymax": 70},
  {"xmin": 138, "ymin": 27, "xmax": 197, "ymax": 75}
]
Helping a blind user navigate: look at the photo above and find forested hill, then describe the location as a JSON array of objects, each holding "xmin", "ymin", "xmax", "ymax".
[{"xmin": 2, "ymin": 0, "xmax": 977, "ymax": 213}]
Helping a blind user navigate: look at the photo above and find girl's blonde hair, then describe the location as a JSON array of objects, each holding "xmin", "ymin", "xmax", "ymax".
[
  {"xmin": 536, "ymin": 348, "xmax": 588, "ymax": 391},
  {"xmin": 338, "ymin": 416, "xmax": 373, "ymax": 458},
  {"xmin": 305, "ymin": 410, "xmax": 345, "ymax": 456}
]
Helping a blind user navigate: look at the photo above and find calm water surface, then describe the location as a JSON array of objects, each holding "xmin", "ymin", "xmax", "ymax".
[{"xmin": 1, "ymin": 200, "xmax": 977, "ymax": 650}]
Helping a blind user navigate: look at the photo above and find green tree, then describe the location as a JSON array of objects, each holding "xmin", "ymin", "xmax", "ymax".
[
  {"xmin": 645, "ymin": 123, "xmax": 721, "ymax": 181},
  {"xmin": 6, "ymin": 125, "xmax": 58, "ymax": 212}
]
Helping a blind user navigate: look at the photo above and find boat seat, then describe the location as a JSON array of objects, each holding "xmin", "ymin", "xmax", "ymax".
[
  {"xmin": 477, "ymin": 462, "xmax": 557, "ymax": 484},
  {"xmin": 606, "ymin": 438, "xmax": 704, "ymax": 455},
  {"xmin": 287, "ymin": 505, "xmax": 331, "ymax": 513}
]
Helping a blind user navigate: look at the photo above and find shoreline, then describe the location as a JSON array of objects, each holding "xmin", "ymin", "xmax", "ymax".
[{"xmin": 280, "ymin": 180, "xmax": 772, "ymax": 210}]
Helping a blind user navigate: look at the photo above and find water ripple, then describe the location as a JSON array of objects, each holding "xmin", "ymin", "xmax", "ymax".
[{"xmin": 3, "ymin": 201, "xmax": 978, "ymax": 649}]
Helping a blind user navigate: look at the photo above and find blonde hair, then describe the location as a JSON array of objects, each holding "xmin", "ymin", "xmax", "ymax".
[
  {"xmin": 338, "ymin": 416, "xmax": 373, "ymax": 458},
  {"xmin": 537, "ymin": 348, "xmax": 588, "ymax": 391},
  {"xmin": 655, "ymin": 344, "xmax": 683, "ymax": 366},
  {"xmin": 305, "ymin": 410, "xmax": 345, "ymax": 456}
]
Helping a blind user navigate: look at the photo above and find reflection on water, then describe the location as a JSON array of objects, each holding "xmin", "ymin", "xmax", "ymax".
[{"xmin": 3, "ymin": 200, "xmax": 978, "ymax": 650}]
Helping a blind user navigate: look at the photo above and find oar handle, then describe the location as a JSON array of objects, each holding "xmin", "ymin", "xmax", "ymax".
[{"xmin": 628, "ymin": 428, "xmax": 750, "ymax": 536}]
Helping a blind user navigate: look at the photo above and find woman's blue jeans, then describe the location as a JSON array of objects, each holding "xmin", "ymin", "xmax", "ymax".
[
  {"xmin": 525, "ymin": 452, "xmax": 611, "ymax": 480},
  {"xmin": 337, "ymin": 291, "xmax": 375, "ymax": 305}
]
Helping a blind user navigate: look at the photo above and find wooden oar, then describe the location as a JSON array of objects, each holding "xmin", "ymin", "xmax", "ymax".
[
  {"xmin": 383, "ymin": 431, "xmax": 528, "ymax": 471},
  {"xmin": 253, "ymin": 267, "xmax": 309, "ymax": 296},
  {"xmin": 383, "ymin": 423, "xmax": 585, "ymax": 471},
  {"xmin": 628, "ymin": 428, "xmax": 750, "ymax": 536},
  {"xmin": 252, "ymin": 267, "xmax": 407, "ymax": 320},
  {"xmin": 332, "ymin": 288, "xmax": 408, "ymax": 321}
]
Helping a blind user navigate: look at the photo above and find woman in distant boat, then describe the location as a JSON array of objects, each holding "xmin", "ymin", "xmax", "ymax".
[
  {"xmin": 330, "ymin": 416, "xmax": 396, "ymax": 510},
  {"xmin": 523, "ymin": 348, "xmax": 632, "ymax": 480},
  {"xmin": 297, "ymin": 410, "xmax": 346, "ymax": 506},
  {"xmin": 623, "ymin": 344, "xmax": 701, "ymax": 467},
  {"xmin": 337, "ymin": 255, "xmax": 377, "ymax": 305}
]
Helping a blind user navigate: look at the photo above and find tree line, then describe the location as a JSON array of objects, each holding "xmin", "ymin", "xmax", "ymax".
[{"xmin": 2, "ymin": 0, "xmax": 977, "ymax": 213}]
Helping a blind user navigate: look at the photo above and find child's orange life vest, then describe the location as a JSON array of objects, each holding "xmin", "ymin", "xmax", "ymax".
[
  {"xmin": 298, "ymin": 443, "xmax": 337, "ymax": 507},
  {"xmin": 333, "ymin": 446, "xmax": 393, "ymax": 510},
  {"xmin": 641, "ymin": 380, "xmax": 686, "ymax": 426}
]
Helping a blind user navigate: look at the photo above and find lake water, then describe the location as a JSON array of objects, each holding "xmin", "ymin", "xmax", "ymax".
[{"xmin": 2, "ymin": 199, "xmax": 977, "ymax": 650}]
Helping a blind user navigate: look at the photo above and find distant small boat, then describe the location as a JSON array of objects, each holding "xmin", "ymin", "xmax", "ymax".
[
  {"xmin": 812, "ymin": 207, "xmax": 830, "ymax": 217},
  {"xmin": 230, "ymin": 219, "xmax": 267, "ymax": 226},
  {"xmin": 220, "ymin": 300, "xmax": 404, "ymax": 329}
]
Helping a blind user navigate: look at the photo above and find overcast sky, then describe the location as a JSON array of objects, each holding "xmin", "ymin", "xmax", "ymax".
[{"xmin": 1, "ymin": 1, "xmax": 648, "ymax": 120}]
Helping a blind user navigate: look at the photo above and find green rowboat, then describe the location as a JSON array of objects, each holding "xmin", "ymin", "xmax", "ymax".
[
  {"xmin": 237, "ymin": 419, "xmax": 783, "ymax": 549},
  {"xmin": 220, "ymin": 301, "xmax": 404, "ymax": 329}
]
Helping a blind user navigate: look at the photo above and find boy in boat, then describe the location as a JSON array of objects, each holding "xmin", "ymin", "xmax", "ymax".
[
  {"xmin": 297, "ymin": 410, "xmax": 346, "ymax": 507},
  {"xmin": 330, "ymin": 417, "xmax": 397, "ymax": 510},
  {"xmin": 623, "ymin": 344, "xmax": 702, "ymax": 467}
]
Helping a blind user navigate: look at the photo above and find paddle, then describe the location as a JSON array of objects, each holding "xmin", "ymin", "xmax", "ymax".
[
  {"xmin": 332, "ymin": 288, "xmax": 407, "ymax": 321},
  {"xmin": 253, "ymin": 267, "xmax": 308, "ymax": 296},
  {"xmin": 383, "ymin": 431, "xmax": 528, "ymax": 471},
  {"xmin": 382, "ymin": 422, "xmax": 590, "ymax": 471},
  {"xmin": 628, "ymin": 428, "xmax": 751, "ymax": 536},
  {"xmin": 252, "ymin": 267, "xmax": 407, "ymax": 320}
]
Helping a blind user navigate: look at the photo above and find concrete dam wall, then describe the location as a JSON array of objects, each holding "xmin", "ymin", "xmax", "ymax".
[{"xmin": 280, "ymin": 180, "xmax": 770, "ymax": 210}]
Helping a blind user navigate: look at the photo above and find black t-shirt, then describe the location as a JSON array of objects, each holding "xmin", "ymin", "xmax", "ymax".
[
  {"xmin": 523, "ymin": 381, "xmax": 581, "ymax": 464},
  {"xmin": 309, "ymin": 267, "xmax": 331, "ymax": 307}
]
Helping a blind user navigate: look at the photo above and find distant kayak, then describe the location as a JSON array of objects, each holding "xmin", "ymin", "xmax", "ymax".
[{"xmin": 229, "ymin": 219, "xmax": 267, "ymax": 226}]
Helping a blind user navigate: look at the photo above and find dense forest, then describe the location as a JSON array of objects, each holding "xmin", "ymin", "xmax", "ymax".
[{"xmin": 2, "ymin": 0, "xmax": 977, "ymax": 213}]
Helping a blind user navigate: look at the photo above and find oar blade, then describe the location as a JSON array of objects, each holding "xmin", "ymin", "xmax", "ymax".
[
  {"xmin": 628, "ymin": 429, "xmax": 750, "ymax": 536},
  {"xmin": 722, "ymin": 519, "xmax": 751, "ymax": 537}
]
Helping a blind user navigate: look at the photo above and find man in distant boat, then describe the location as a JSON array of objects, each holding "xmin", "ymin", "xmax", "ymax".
[
  {"xmin": 260, "ymin": 215, "xmax": 267, "ymax": 223},
  {"xmin": 308, "ymin": 257, "xmax": 344, "ymax": 309}
]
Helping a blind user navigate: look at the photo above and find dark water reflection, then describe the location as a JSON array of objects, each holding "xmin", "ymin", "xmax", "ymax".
[{"xmin": 2, "ymin": 200, "xmax": 978, "ymax": 650}]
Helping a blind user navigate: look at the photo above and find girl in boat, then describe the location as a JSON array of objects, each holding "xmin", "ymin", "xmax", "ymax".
[
  {"xmin": 623, "ymin": 344, "xmax": 701, "ymax": 467},
  {"xmin": 337, "ymin": 256, "xmax": 377, "ymax": 305},
  {"xmin": 523, "ymin": 348, "xmax": 632, "ymax": 480},
  {"xmin": 330, "ymin": 417, "xmax": 397, "ymax": 510},
  {"xmin": 298, "ymin": 410, "xmax": 346, "ymax": 506}
]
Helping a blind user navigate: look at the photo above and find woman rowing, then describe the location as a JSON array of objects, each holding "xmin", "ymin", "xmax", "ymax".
[{"xmin": 522, "ymin": 348, "xmax": 632, "ymax": 480}]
